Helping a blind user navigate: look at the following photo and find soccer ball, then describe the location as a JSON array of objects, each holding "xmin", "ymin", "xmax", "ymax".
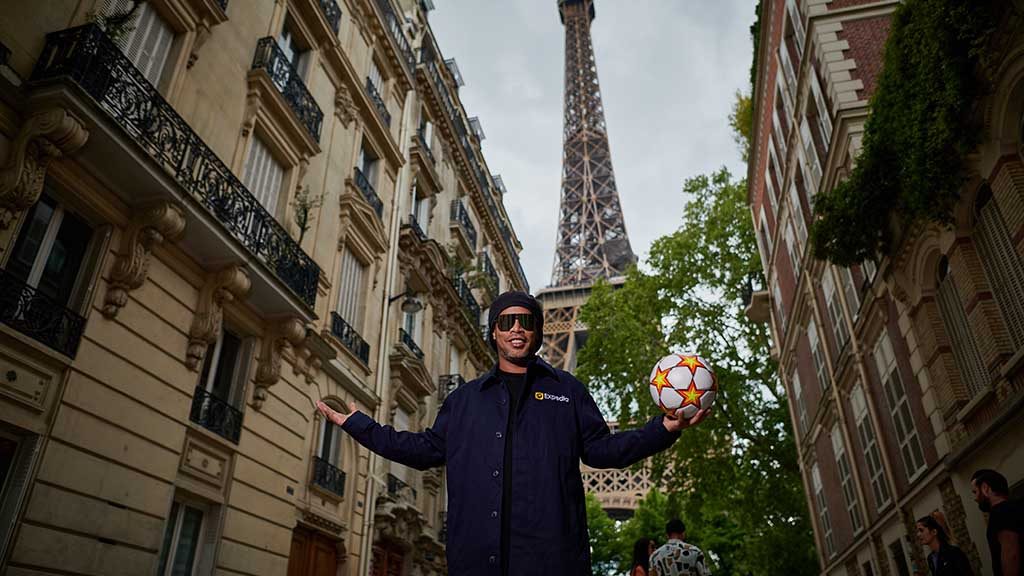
[{"xmin": 648, "ymin": 353, "xmax": 718, "ymax": 420}]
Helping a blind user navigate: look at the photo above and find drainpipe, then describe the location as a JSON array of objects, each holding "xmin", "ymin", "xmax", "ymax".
[{"xmin": 357, "ymin": 85, "xmax": 417, "ymax": 575}]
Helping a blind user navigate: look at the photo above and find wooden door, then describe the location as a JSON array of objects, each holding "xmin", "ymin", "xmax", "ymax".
[
  {"xmin": 370, "ymin": 546, "xmax": 404, "ymax": 576},
  {"xmin": 287, "ymin": 526, "xmax": 339, "ymax": 576}
]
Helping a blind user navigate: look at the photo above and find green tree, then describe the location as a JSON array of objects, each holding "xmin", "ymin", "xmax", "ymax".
[
  {"xmin": 576, "ymin": 168, "xmax": 818, "ymax": 576},
  {"xmin": 586, "ymin": 492, "xmax": 619, "ymax": 575}
]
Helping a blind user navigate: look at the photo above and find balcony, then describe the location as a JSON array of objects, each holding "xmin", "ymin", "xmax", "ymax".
[
  {"xmin": 449, "ymin": 199, "xmax": 477, "ymax": 250},
  {"xmin": 312, "ymin": 456, "xmax": 346, "ymax": 497},
  {"xmin": 30, "ymin": 25, "xmax": 321, "ymax": 311},
  {"xmin": 398, "ymin": 328, "xmax": 424, "ymax": 360},
  {"xmin": 374, "ymin": 0, "xmax": 416, "ymax": 75},
  {"xmin": 331, "ymin": 312, "xmax": 370, "ymax": 365},
  {"xmin": 365, "ymin": 77, "xmax": 390, "ymax": 127},
  {"xmin": 416, "ymin": 127, "xmax": 435, "ymax": 164},
  {"xmin": 353, "ymin": 167, "xmax": 384, "ymax": 218},
  {"xmin": 452, "ymin": 276, "xmax": 480, "ymax": 323},
  {"xmin": 438, "ymin": 374, "xmax": 465, "ymax": 402},
  {"xmin": 251, "ymin": 37, "xmax": 323, "ymax": 143},
  {"xmin": 0, "ymin": 268, "xmax": 86, "ymax": 358},
  {"xmin": 190, "ymin": 386, "xmax": 243, "ymax": 443},
  {"xmin": 317, "ymin": 0, "xmax": 342, "ymax": 35},
  {"xmin": 407, "ymin": 214, "xmax": 427, "ymax": 242},
  {"xmin": 387, "ymin": 472, "xmax": 418, "ymax": 503},
  {"xmin": 479, "ymin": 252, "xmax": 499, "ymax": 295}
]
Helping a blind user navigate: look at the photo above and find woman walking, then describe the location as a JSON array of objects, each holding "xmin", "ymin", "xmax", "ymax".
[
  {"xmin": 629, "ymin": 537, "xmax": 657, "ymax": 576},
  {"xmin": 917, "ymin": 514, "xmax": 974, "ymax": 576}
]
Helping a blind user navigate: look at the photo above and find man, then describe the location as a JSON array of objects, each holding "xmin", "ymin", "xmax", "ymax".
[
  {"xmin": 971, "ymin": 469, "xmax": 1022, "ymax": 576},
  {"xmin": 317, "ymin": 291, "xmax": 709, "ymax": 575},
  {"xmin": 649, "ymin": 518, "xmax": 710, "ymax": 576}
]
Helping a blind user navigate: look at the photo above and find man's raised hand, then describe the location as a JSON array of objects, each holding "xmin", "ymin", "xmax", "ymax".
[
  {"xmin": 662, "ymin": 407, "xmax": 711, "ymax": 433},
  {"xmin": 316, "ymin": 400, "xmax": 358, "ymax": 427}
]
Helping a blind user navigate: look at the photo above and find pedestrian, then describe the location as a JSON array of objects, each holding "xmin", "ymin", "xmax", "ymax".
[
  {"xmin": 630, "ymin": 537, "xmax": 657, "ymax": 576},
  {"xmin": 971, "ymin": 469, "xmax": 1022, "ymax": 576},
  {"xmin": 649, "ymin": 518, "xmax": 710, "ymax": 576},
  {"xmin": 317, "ymin": 291, "xmax": 710, "ymax": 575},
  {"xmin": 916, "ymin": 513, "xmax": 974, "ymax": 576}
]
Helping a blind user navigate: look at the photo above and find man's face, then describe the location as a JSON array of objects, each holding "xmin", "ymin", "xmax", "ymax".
[
  {"xmin": 493, "ymin": 306, "xmax": 537, "ymax": 362},
  {"xmin": 972, "ymin": 480, "xmax": 992, "ymax": 512}
]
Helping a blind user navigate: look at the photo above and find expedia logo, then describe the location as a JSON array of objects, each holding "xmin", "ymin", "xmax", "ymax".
[{"xmin": 534, "ymin": 391, "xmax": 569, "ymax": 403}]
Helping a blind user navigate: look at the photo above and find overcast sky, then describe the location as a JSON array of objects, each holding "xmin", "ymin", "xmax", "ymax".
[{"xmin": 429, "ymin": 1, "xmax": 757, "ymax": 291}]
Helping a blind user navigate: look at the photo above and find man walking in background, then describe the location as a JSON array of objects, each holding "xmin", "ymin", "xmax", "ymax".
[
  {"xmin": 649, "ymin": 518, "xmax": 711, "ymax": 576},
  {"xmin": 972, "ymin": 469, "xmax": 1022, "ymax": 576}
]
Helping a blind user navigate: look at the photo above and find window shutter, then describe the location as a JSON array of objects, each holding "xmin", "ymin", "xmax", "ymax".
[
  {"xmin": 975, "ymin": 201, "xmax": 1024, "ymax": 347},
  {"xmin": 243, "ymin": 137, "xmax": 284, "ymax": 215},
  {"xmin": 107, "ymin": 1, "xmax": 174, "ymax": 87},
  {"xmin": 937, "ymin": 272, "xmax": 989, "ymax": 398},
  {"xmin": 337, "ymin": 247, "xmax": 365, "ymax": 327}
]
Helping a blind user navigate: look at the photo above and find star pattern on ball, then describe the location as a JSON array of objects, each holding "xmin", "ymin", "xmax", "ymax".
[
  {"xmin": 680, "ymin": 381, "xmax": 704, "ymax": 408},
  {"xmin": 651, "ymin": 366, "xmax": 672, "ymax": 394},
  {"xmin": 676, "ymin": 354, "xmax": 706, "ymax": 373}
]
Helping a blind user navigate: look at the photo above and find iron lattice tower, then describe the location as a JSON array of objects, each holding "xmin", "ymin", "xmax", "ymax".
[{"xmin": 540, "ymin": 0, "xmax": 634, "ymax": 371}]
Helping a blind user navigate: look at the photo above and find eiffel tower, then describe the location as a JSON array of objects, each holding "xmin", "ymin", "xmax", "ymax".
[{"xmin": 539, "ymin": 0, "xmax": 635, "ymax": 371}]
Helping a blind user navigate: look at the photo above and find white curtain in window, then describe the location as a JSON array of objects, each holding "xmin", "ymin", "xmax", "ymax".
[
  {"xmin": 243, "ymin": 136, "xmax": 284, "ymax": 215},
  {"xmin": 337, "ymin": 246, "xmax": 365, "ymax": 326}
]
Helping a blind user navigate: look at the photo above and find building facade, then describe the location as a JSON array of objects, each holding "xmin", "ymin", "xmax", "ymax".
[
  {"xmin": 0, "ymin": 0, "xmax": 526, "ymax": 574},
  {"xmin": 748, "ymin": 1, "xmax": 1024, "ymax": 575}
]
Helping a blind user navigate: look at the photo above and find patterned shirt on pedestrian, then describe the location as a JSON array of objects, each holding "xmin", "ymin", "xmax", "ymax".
[{"xmin": 649, "ymin": 539, "xmax": 710, "ymax": 576}]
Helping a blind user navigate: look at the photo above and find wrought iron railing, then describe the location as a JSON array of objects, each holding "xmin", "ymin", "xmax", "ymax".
[
  {"xmin": 387, "ymin": 472, "xmax": 418, "ymax": 501},
  {"xmin": 353, "ymin": 167, "xmax": 384, "ymax": 218},
  {"xmin": 479, "ymin": 252, "xmax": 498, "ymax": 294},
  {"xmin": 416, "ymin": 127, "xmax": 435, "ymax": 164},
  {"xmin": 190, "ymin": 386, "xmax": 243, "ymax": 443},
  {"xmin": 438, "ymin": 374, "xmax": 465, "ymax": 402},
  {"xmin": 407, "ymin": 214, "xmax": 427, "ymax": 241},
  {"xmin": 419, "ymin": 48, "xmax": 529, "ymax": 291},
  {"xmin": 365, "ymin": 77, "xmax": 390, "ymax": 127},
  {"xmin": 251, "ymin": 37, "xmax": 323, "ymax": 142},
  {"xmin": 317, "ymin": 0, "xmax": 342, "ymax": 35},
  {"xmin": 452, "ymin": 276, "xmax": 480, "ymax": 323},
  {"xmin": 30, "ymin": 25, "xmax": 321, "ymax": 308},
  {"xmin": 449, "ymin": 199, "xmax": 477, "ymax": 249},
  {"xmin": 374, "ymin": 0, "xmax": 416, "ymax": 74},
  {"xmin": 399, "ymin": 328, "xmax": 424, "ymax": 360},
  {"xmin": 312, "ymin": 456, "xmax": 346, "ymax": 497},
  {"xmin": 0, "ymin": 268, "xmax": 86, "ymax": 358},
  {"xmin": 331, "ymin": 312, "xmax": 370, "ymax": 365}
]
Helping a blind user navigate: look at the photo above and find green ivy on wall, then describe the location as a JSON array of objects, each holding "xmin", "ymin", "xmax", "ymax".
[{"xmin": 810, "ymin": 0, "xmax": 998, "ymax": 266}]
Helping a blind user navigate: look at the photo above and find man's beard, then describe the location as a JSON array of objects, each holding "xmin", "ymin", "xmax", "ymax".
[{"xmin": 978, "ymin": 498, "xmax": 992, "ymax": 513}]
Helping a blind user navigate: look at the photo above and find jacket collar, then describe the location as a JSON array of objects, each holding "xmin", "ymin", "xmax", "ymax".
[{"xmin": 478, "ymin": 356, "xmax": 557, "ymax": 390}]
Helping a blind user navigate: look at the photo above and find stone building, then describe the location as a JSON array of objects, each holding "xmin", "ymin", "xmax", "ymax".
[
  {"xmin": 747, "ymin": 1, "xmax": 1024, "ymax": 575},
  {"xmin": 0, "ymin": 0, "xmax": 525, "ymax": 574}
]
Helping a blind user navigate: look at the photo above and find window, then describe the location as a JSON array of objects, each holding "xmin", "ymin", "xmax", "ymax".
[
  {"xmin": 368, "ymin": 58, "xmax": 384, "ymax": 94},
  {"xmin": 404, "ymin": 308, "xmax": 422, "ymax": 345},
  {"xmin": 974, "ymin": 187, "xmax": 1024, "ymax": 347},
  {"xmin": 773, "ymin": 107, "xmax": 788, "ymax": 161},
  {"xmin": 851, "ymin": 383, "xmax": 891, "ymax": 509},
  {"xmin": 785, "ymin": 0, "xmax": 805, "ymax": 60},
  {"xmin": 862, "ymin": 559, "xmax": 877, "ymax": 576},
  {"xmin": 768, "ymin": 136, "xmax": 784, "ymax": 195},
  {"xmin": 105, "ymin": 0, "xmax": 175, "ymax": 87},
  {"xmin": 7, "ymin": 193, "xmax": 97, "ymax": 310},
  {"xmin": 411, "ymin": 182, "xmax": 430, "ymax": 233},
  {"xmin": 808, "ymin": 317, "xmax": 829, "ymax": 390},
  {"xmin": 822, "ymin": 270, "xmax": 850, "ymax": 350},
  {"xmin": 337, "ymin": 246, "xmax": 367, "ymax": 329},
  {"xmin": 784, "ymin": 221, "xmax": 801, "ymax": 276},
  {"xmin": 787, "ymin": 182, "xmax": 807, "ymax": 247},
  {"xmin": 758, "ymin": 211, "xmax": 774, "ymax": 271},
  {"xmin": 419, "ymin": 116, "xmax": 434, "ymax": 153},
  {"xmin": 810, "ymin": 72, "xmax": 833, "ymax": 149},
  {"xmin": 811, "ymin": 463, "xmax": 835, "ymax": 557},
  {"xmin": 278, "ymin": 15, "xmax": 309, "ymax": 76},
  {"xmin": 772, "ymin": 280, "xmax": 787, "ymax": 331},
  {"xmin": 800, "ymin": 119, "xmax": 823, "ymax": 191},
  {"xmin": 764, "ymin": 167, "xmax": 778, "ymax": 220},
  {"xmin": 358, "ymin": 144, "xmax": 379, "ymax": 189},
  {"xmin": 840, "ymin": 267, "xmax": 860, "ymax": 320},
  {"xmin": 776, "ymin": 72, "xmax": 794, "ymax": 129},
  {"xmin": 778, "ymin": 45, "xmax": 797, "ymax": 104},
  {"xmin": 936, "ymin": 256, "xmax": 989, "ymax": 398},
  {"xmin": 889, "ymin": 539, "xmax": 912, "ymax": 576},
  {"xmin": 0, "ymin": 430, "xmax": 39, "ymax": 565},
  {"xmin": 831, "ymin": 423, "xmax": 863, "ymax": 533},
  {"xmin": 193, "ymin": 327, "xmax": 253, "ymax": 442},
  {"xmin": 243, "ymin": 136, "xmax": 284, "ymax": 215},
  {"xmin": 157, "ymin": 498, "xmax": 218, "ymax": 576},
  {"xmin": 873, "ymin": 332, "xmax": 926, "ymax": 480},
  {"xmin": 791, "ymin": 369, "xmax": 809, "ymax": 436},
  {"xmin": 862, "ymin": 259, "xmax": 878, "ymax": 286},
  {"xmin": 318, "ymin": 415, "xmax": 341, "ymax": 466}
]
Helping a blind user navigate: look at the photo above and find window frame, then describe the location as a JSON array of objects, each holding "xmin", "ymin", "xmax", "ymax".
[
  {"xmin": 808, "ymin": 316, "xmax": 829, "ymax": 390},
  {"xmin": 831, "ymin": 423, "xmax": 864, "ymax": 534},
  {"xmin": 873, "ymin": 332, "xmax": 926, "ymax": 481},
  {"xmin": 850, "ymin": 382, "xmax": 891, "ymax": 509},
  {"xmin": 811, "ymin": 463, "xmax": 836, "ymax": 558}
]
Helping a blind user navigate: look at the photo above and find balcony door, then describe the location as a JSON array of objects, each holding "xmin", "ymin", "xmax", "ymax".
[{"xmin": 287, "ymin": 526, "xmax": 338, "ymax": 576}]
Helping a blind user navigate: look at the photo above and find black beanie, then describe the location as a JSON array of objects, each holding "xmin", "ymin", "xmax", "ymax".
[{"xmin": 487, "ymin": 291, "xmax": 544, "ymax": 353}]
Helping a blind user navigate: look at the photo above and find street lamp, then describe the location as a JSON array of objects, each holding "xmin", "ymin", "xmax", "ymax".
[{"xmin": 388, "ymin": 286, "xmax": 423, "ymax": 314}]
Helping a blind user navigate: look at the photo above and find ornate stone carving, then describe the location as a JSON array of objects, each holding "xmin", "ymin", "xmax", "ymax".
[
  {"xmin": 187, "ymin": 22, "xmax": 212, "ymax": 69},
  {"xmin": 102, "ymin": 201, "xmax": 186, "ymax": 318},
  {"xmin": 335, "ymin": 84, "xmax": 358, "ymax": 128},
  {"xmin": 253, "ymin": 317, "xmax": 306, "ymax": 409},
  {"xmin": 186, "ymin": 266, "xmax": 251, "ymax": 371},
  {"xmin": 0, "ymin": 107, "xmax": 89, "ymax": 228}
]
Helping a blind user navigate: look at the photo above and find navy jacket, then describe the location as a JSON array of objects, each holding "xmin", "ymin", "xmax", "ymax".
[{"xmin": 342, "ymin": 357, "xmax": 680, "ymax": 575}]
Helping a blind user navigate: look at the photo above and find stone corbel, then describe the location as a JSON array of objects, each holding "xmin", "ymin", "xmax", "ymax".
[
  {"xmin": 102, "ymin": 201, "xmax": 186, "ymax": 318},
  {"xmin": 187, "ymin": 21, "xmax": 212, "ymax": 69},
  {"xmin": 186, "ymin": 266, "xmax": 251, "ymax": 371},
  {"xmin": 240, "ymin": 91, "xmax": 262, "ymax": 138},
  {"xmin": 335, "ymin": 84, "xmax": 358, "ymax": 128},
  {"xmin": 0, "ymin": 107, "xmax": 89, "ymax": 229},
  {"xmin": 252, "ymin": 317, "xmax": 306, "ymax": 409}
]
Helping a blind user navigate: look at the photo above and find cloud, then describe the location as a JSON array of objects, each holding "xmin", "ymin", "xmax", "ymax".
[{"xmin": 430, "ymin": 0, "xmax": 756, "ymax": 290}]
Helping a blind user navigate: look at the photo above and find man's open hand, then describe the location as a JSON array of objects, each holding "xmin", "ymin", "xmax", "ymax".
[
  {"xmin": 316, "ymin": 400, "xmax": 358, "ymax": 427},
  {"xmin": 663, "ymin": 407, "xmax": 711, "ymax": 433}
]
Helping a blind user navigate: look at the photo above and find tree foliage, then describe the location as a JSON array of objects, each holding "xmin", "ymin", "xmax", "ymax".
[
  {"xmin": 810, "ymin": 0, "xmax": 998, "ymax": 265},
  {"xmin": 577, "ymin": 168, "xmax": 817, "ymax": 575},
  {"xmin": 586, "ymin": 492, "xmax": 620, "ymax": 576}
]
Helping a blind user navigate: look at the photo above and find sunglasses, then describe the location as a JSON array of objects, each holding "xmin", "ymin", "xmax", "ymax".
[{"xmin": 495, "ymin": 313, "xmax": 536, "ymax": 332}]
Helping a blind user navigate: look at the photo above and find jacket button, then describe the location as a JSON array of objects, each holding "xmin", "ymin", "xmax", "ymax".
[
  {"xmin": 491, "ymin": 510, "xmax": 498, "ymax": 518},
  {"xmin": 492, "ymin": 469, "xmax": 499, "ymax": 477},
  {"xmin": 495, "ymin": 432, "xmax": 503, "ymax": 439},
  {"xmin": 488, "ymin": 555, "xmax": 497, "ymax": 565}
]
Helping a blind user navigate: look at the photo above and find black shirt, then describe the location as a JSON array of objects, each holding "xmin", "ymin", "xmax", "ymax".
[
  {"xmin": 927, "ymin": 544, "xmax": 973, "ymax": 576},
  {"xmin": 987, "ymin": 499, "xmax": 1024, "ymax": 576},
  {"xmin": 497, "ymin": 369, "xmax": 529, "ymax": 576}
]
